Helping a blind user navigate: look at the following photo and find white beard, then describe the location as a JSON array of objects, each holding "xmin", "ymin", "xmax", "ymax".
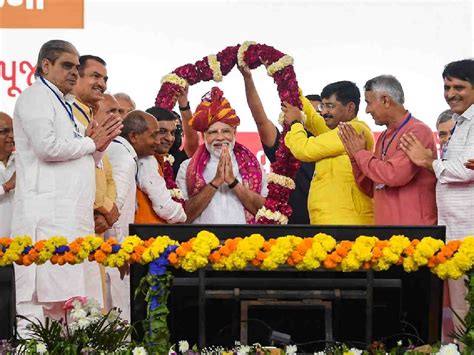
[{"xmin": 205, "ymin": 138, "xmax": 236, "ymax": 159}]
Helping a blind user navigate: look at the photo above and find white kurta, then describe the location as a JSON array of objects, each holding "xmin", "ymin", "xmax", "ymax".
[
  {"xmin": 106, "ymin": 136, "xmax": 137, "ymax": 241},
  {"xmin": 137, "ymin": 156, "xmax": 186, "ymax": 223},
  {"xmin": 433, "ymin": 104, "xmax": 474, "ymax": 241},
  {"xmin": 12, "ymin": 78, "xmax": 100, "ymax": 304},
  {"xmin": 176, "ymin": 150, "xmax": 268, "ymax": 224},
  {"xmin": 0, "ymin": 152, "xmax": 15, "ymax": 237}
]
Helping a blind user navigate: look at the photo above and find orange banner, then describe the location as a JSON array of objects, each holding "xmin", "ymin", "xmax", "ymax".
[{"xmin": 0, "ymin": 0, "xmax": 84, "ymax": 28}]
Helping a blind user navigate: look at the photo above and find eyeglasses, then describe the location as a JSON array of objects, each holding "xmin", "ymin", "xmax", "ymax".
[
  {"xmin": 317, "ymin": 103, "xmax": 338, "ymax": 112},
  {"xmin": 0, "ymin": 128, "xmax": 13, "ymax": 135},
  {"xmin": 205, "ymin": 128, "xmax": 234, "ymax": 137}
]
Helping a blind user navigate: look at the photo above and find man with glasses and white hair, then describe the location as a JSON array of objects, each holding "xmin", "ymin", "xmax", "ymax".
[
  {"xmin": 12, "ymin": 40, "xmax": 122, "ymax": 335},
  {"xmin": 283, "ymin": 81, "xmax": 374, "ymax": 224},
  {"xmin": 176, "ymin": 87, "xmax": 267, "ymax": 224},
  {"xmin": 338, "ymin": 74, "xmax": 437, "ymax": 225}
]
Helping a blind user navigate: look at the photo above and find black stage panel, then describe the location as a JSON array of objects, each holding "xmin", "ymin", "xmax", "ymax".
[{"xmin": 130, "ymin": 224, "xmax": 445, "ymax": 350}]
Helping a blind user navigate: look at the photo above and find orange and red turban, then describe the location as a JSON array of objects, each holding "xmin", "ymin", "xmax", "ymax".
[{"xmin": 189, "ymin": 87, "xmax": 240, "ymax": 132}]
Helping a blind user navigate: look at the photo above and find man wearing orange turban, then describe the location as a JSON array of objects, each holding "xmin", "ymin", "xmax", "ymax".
[{"xmin": 176, "ymin": 87, "xmax": 267, "ymax": 224}]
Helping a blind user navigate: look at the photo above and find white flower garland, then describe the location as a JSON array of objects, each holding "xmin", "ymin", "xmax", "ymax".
[
  {"xmin": 169, "ymin": 188, "xmax": 183, "ymax": 200},
  {"xmin": 163, "ymin": 154, "xmax": 175, "ymax": 165},
  {"xmin": 267, "ymin": 172, "xmax": 295, "ymax": 190},
  {"xmin": 207, "ymin": 54, "xmax": 223, "ymax": 82},
  {"xmin": 237, "ymin": 40, "xmax": 256, "ymax": 68},
  {"xmin": 255, "ymin": 206, "xmax": 288, "ymax": 225},
  {"xmin": 161, "ymin": 73, "xmax": 188, "ymax": 89},
  {"xmin": 266, "ymin": 55, "xmax": 294, "ymax": 77}
]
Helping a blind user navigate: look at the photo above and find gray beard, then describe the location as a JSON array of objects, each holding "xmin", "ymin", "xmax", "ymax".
[{"xmin": 205, "ymin": 139, "xmax": 236, "ymax": 159}]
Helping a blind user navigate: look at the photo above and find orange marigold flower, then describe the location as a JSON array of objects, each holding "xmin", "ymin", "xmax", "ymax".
[
  {"xmin": 94, "ymin": 250, "xmax": 107, "ymax": 263},
  {"xmin": 208, "ymin": 251, "xmax": 221, "ymax": 263},
  {"xmin": 220, "ymin": 246, "xmax": 231, "ymax": 257},
  {"xmin": 35, "ymin": 240, "xmax": 46, "ymax": 251},
  {"xmin": 256, "ymin": 251, "xmax": 267, "ymax": 261},
  {"xmin": 100, "ymin": 243, "xmax": 112, "ymax": 254},
  {"xmin": 251, "ymin": 259, "xmax": 261, "ymax": 267},
  {"xmin": 64, "ymin": 252, "xmax": 76, "ymax": 264},
  {"xmin": 362, "ymin": 262, "xmax": 371, "ymax": 270},
  {"xmin": 22, "ymin": 256, "xmax": 33, "ymax": 266},
  {"xmin": 51, "ymin": 255, "xmax": 58, "ymax": 264},
  {"xmin": 428, "ymin": 256, "xmax": 437, "ymax": 268},
  {"xmin": 324, "ymin": 258, "xmax": 337, "ymax": 269},
  {"xmin": 168, "ymin": 252, "xmax": 179, "ymax": 265}
]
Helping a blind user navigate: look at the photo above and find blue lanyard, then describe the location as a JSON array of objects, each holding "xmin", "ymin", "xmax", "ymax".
[
  {"xmin": 40, "ymin": 76, "xmax": 82, "ymax": 137},
  {"xmin": 73, "ymin": 102, "xmax": 91, "ymax": 124},
  {"xmin": 112, "ymin": 139, "xmax": 139, "ymax": 183},
  {"xmin": 380, "ymin": 113, "xmax": 412, "ymax": 159}
]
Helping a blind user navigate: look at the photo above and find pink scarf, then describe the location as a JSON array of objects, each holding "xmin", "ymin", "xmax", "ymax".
[{"xmin": 186, "ymin": 142, "xmax": 262, "ymax": 223}]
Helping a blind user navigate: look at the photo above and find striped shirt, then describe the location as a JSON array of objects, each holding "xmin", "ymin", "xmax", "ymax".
[{"xmin": 433, "ymin": 104, "xmax": 474, "ymax": 240}]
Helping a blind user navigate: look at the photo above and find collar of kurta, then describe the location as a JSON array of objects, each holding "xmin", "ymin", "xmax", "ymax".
[
  {"xmin": 0, "ymin": 152, "xmax": 15, "ymax": 169},
  {"xmin": 39, "ymin": 77, "xmax": 76, "ymax": 105},
  {"xmin": 453, "ymin": 103, "xmax": 474, "ymax": 123},
  {"xmin": 74, "ymin": 98, "xmax": 94, "ymax": 120},
  {"xmin": 113, "ymin": 136, "xmax": 138, "ymax": 159}
]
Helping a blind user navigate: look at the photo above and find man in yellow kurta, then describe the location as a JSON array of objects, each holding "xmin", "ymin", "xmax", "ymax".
[
  {"xmin": 283, "ymin": 81, "xmax": 374, "ymax": 224},
  {"xmin": 73, "ymin": 55, "xmax": 119, "ymax": 233}
]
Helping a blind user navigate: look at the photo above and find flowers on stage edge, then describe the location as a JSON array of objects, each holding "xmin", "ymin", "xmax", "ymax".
[
  {"xmin": 2, "ymin": 233, "xmax": 474, "ymax": 280},
  {"xmin": 154, "ymin": 41, "xmax": 302, "ymax": 224}
]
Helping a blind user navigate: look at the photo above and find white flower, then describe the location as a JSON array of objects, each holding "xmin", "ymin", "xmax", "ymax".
[
  {"xmin": 169, "ymin": 188, "xmax": 183, "ymax": 199},
  {"xmin": 77, "ymin": 317, "xmax": 91, "ymax": 329},
  {"xmin": 132, "ymin": 346, "xmax": 148, "ymax": 355},
  {"xmin": 207, "ymin": 54, "xmax": 223, "ymax": 82},
  {"xmin": 286, "ymin": 344, "xmax": 297, "ymax": 354},
  {"xmin": 437, "ymin": 343, "xmax": 460, "ymax": 355},
  {"xmin": 237, "ymin": 344, "xmax": 251, "ymax": 355},
  {"xmin": 161, "ymin": 73, "xmax": 188, "ymax": 89},
  {"xmin": 36, "ymin": 342, "xmax": 47, "ymax": 354},
  {"xmin": 256, "ymin": 206, "xmax": 289, "ymax": 224},
  {"xmin": 237, "ymin": 41, "xmax": 256, "ymax": 68},
  {"xmin": 163, "ymin": 154, "xmax": 175, "ymax": 165},
  {"xmin": 348, "ymin": 348, "xmax": 363, "ymax": 355},
  {"xmin": 70, "ymin": 308, "xmax": 87, "ymax": 320},
  {"xmin": 268, "ymin": 173, "xmax": 296, "ymax": 190},
  {"xmin": 278, "ymin": 110, "xmax": 306, "ymax": 127},
  {"xmin": 178, "ymin": 340, "xmax": 189, "ymax": 353},
  {"xmin": 266, "ymin": 55, "xmax": 294, "ymax": 76},
  {"xmin": 314, "ymin": 352, "xmax": 325, "ymax": 355}
]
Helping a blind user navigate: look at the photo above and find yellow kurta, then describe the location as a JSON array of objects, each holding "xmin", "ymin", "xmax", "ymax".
[
  {"xmin": 284, "ymin": 95, "xmax": 374, "ymax": 225},
  {"xmin": 73, "ymin": 99, "xmax": 117, "ymax": 214}
]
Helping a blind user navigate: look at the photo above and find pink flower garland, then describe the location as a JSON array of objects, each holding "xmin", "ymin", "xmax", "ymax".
[{"xmin": 155, "ymin": 43, "xmax": 302, "ymax": 224}]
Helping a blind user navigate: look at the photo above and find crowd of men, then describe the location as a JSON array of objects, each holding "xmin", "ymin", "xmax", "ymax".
[{"xmin": 1, "ymin": 39, "xmax": 473, "ymax": 339}]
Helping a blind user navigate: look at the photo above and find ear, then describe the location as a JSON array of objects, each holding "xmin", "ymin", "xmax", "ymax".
[
  {"xmin": 41, "ymin": 58, "xmax": 50, "ymax": 75},
  {"xmin": 346, "ymin": 102, "xmax": 356, "ymax": 116},
  {"xmin": 129, "ymin": 131, "xmax": 139, "ymax": 145},
  {"xmin": 382, "ymin": 95, "xmax": 391, "ymax": 108}
]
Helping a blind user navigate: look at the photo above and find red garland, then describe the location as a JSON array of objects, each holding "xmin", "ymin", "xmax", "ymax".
[
  {"xmin": 155, "ymin": 43, "xmax": 302, "ymax": 224},
  {"xmin": 162, "ymin": 159, "xmax": 185, "ymax": 206}
]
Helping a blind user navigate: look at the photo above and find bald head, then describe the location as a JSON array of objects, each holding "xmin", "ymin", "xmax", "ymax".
[
  {"xmin": 0, "ymin": 112, "xmax": 14, "ymax": 159},
  {"xmin": 121, "ymin": 110, "xmax": 159, "ymax": 157},
  {"xmin": 0, "ymin": 112, "xmax": 12, "ymax": 124},
  {"xmin": 95, "ymin": 94, "xmax": 120, "ymax": 124}
]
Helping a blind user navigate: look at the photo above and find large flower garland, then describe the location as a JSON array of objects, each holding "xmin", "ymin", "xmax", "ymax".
[
  {"xmin": 2, "ymin": 233, "xmax": 474, "ymax": 280},
  {"xmin": 155, "ymin": 42, "xmax": 302, "ymax": 224}
]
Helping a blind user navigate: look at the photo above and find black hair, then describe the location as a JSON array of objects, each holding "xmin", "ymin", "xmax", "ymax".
[
  {"xmin": 305, "ymin": 94, "xmax": 321, "ymax": 102},
  {"xmin": 78, "ymin": 55, "xmax": 106, "ymax": 77},
  {"xmin": 321, "ymin": 81, "xmax": 360, "ymax": 115},
  {"xmin": 442, "ymin": 59, "xmax": 474, "ymax": 86},
  {"xmin": 145, "ymin": 106, "xmax": 176, "ymax": 122}
]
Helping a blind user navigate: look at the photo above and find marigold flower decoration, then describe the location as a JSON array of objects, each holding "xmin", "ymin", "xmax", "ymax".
[
  {"xmin": 2, "ymin": 233, "xmax": 474, "ymax": 281},
  {"xmin": 154, "ymin": 41, "xmax": 302, "ymax": 224}
]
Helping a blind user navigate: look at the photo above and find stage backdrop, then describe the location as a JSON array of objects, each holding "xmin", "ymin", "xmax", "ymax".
[{"xmin": 1, "ymin": 0, "xmax": 473, "ymax": 134}]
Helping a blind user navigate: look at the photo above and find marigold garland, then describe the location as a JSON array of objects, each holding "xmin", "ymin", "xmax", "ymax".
[{"xmin": 1, "ymin": 232, "xmax": 474, "ymax": 280}]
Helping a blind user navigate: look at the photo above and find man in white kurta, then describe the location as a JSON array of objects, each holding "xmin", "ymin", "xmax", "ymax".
[
  {"xmin": 106, "ymin": 110, "xmax": 162, "ymax": 322},
  {"xmin": 0, "ymin": 112, "xmax": 15, "ymax": 237},
  {"xmin": 12, "ymin": 40, "xmax": 122, "ymax": 335},
  {"xmin": 400, "ymin": 59, "xmax": 474, "ymax": 333}
]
